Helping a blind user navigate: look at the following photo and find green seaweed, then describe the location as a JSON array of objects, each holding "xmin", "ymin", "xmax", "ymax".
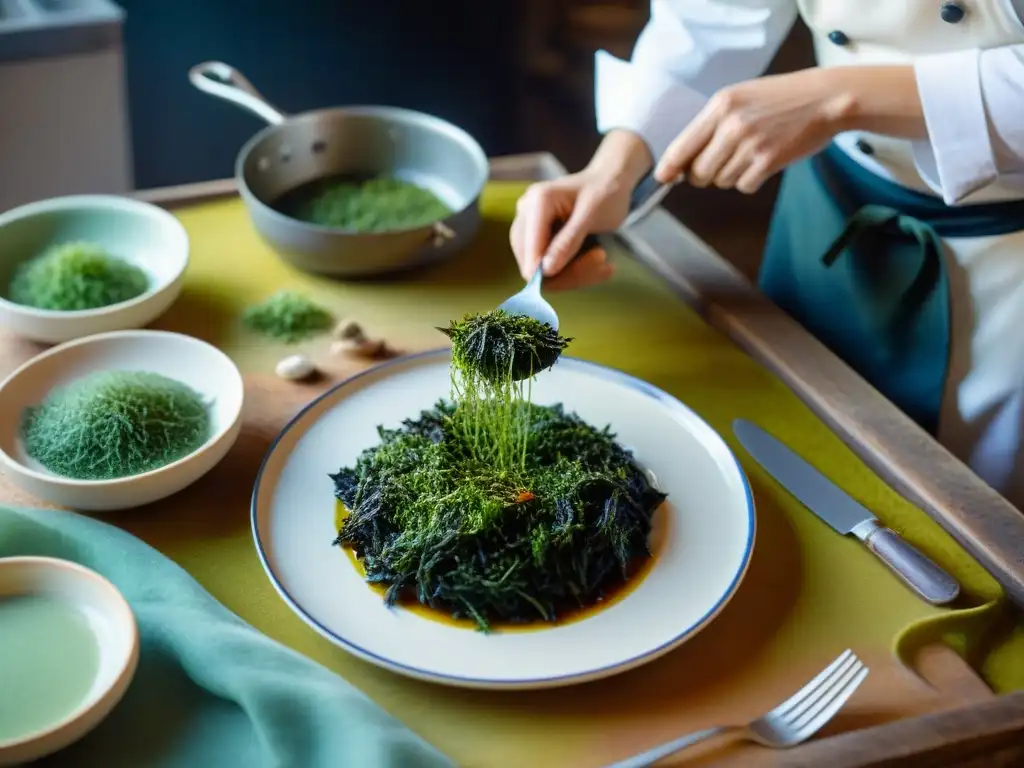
[
  {"xmin": 20, "ymin": 371, "xmax": 211, "ymax": 480},
  {"xmin": 242, "ymin": 290, "xmax": 334, "ymax": 344},
  {"xmin": 8, "ymin": 241, "xmax": 149, "ymax": 311},
  {"xmin": 331, "ymin": 310, "xmax": 663, "ymax": 632},
  {"xmin": 439, "ymin": 309, "xmax": 571, "ymax": 384},
  {"xmin": 282, "ymin": 176, "xmax": 451, "ymax": 232}
]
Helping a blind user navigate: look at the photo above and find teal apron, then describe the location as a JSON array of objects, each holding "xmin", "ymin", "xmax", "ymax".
[{"xmin": 759, "ymin": 144, "xmax": 1024, "ymax": 436}]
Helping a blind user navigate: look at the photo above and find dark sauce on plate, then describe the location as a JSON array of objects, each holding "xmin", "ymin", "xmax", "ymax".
[{"xmin": 335, "ymin": 501, "xmax": 657, "ymax": 632}]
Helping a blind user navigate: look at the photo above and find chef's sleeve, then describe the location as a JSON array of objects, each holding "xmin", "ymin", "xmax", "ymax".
[
  {"xmin": 913, "ymin": 45, "xmax": 1024, "ymax": 205},
  {"xmin": 595, "ymin": 0, "xmax": 799, "ymax": 163}
]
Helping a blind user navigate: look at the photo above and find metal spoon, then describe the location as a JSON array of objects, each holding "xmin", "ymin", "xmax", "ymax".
[
  {"xmin": 498, "ymin": 175, "xmax": 680, "ymax": 331},
  {"xmin": 498, "ymin": 233, "xmax": 599, "ymax": 331}
]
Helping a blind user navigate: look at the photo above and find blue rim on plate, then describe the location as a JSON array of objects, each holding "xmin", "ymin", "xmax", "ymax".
[{"xmin": 250, "ymin": 348, "xmax": 756, "ymax": 688}]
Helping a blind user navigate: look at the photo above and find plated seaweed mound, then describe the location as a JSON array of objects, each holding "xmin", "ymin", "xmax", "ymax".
[{"xmin": 331, "ymin": 310, "xmax": 665, "ymax": 631}]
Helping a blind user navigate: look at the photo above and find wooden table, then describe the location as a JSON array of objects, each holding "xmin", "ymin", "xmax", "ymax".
[{"xmin": 136, "ymin": 152, "xmax": 1024, "ymax": 767}]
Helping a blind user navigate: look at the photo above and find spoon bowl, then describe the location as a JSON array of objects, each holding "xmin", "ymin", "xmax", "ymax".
[
  {"xmin": 497, "ymin": 233, "xmax": 604, "ymax": 331},
  {"xmin": 497, "ymin": 266, "xmax": 561, "ymax": 331}
]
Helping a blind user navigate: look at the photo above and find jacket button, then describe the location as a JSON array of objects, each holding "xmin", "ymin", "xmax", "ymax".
[
  {"xmin": 855, "ymin": 138, "xmax": 874, "ymax": 155},
  {"xmin": 828, "ymin": 30, "xmax": 850, "ymax": 45},
  {"xmin": 940, "ymin": 2, "xmax": 965, "ymax": 23}
]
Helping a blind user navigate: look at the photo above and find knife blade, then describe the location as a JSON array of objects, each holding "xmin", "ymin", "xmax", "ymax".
[
  {"xmin": 622, "ymin": 174, "xmax": 683, "ymax": 229},
  {"xmin": 732, "ymin": 418, "xmax": 960, "ymax": 606}
]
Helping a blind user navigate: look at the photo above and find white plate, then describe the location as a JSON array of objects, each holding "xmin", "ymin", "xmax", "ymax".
[{"xmin": 252, "ymin": 350, "xmax": 755, "ymax": 689}]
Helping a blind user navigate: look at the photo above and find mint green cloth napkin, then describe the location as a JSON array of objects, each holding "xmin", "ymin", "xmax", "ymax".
[{"xmin": 0, "ymin": 506, "xmax": 454, "ymax": 768}]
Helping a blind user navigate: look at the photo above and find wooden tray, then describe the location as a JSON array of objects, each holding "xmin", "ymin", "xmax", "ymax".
[{"xmin": 94, "ymin": 152, "xmax": 1024, "ymax": 765}]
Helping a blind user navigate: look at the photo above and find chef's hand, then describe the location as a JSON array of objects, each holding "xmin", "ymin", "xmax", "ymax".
[
  {"xmin": 510, "ymin": 130, "xmax": 653, "ymax": 290},
  {"xmin": 653, "ymin": 68, "xmax": 857, "ymax": 194}
]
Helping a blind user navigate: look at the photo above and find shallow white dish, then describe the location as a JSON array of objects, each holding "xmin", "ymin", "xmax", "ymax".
[
  {"xmin": 0, "ymin": 556, "xmax": 138, "ymax": 767},
  {"xmin": 0, "ymin": 195, "xmax": 188, "ymax": 344},
  {"xmin": 0, "ymin": 330, "xmax": 244, "ymax": 511},
  {"xmin": 252, "ymin": 349, "xmax": 755, "ymax": 690}
]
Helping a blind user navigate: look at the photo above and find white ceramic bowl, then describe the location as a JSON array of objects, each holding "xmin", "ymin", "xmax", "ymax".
[
  {"xmin": 0, "ymin": 556, "xmax": 138, "ymax": 767},
  {"xmin": 0, "ymin": 330, "xmax": 245, "ymax": 511},
  {"xmin": 0, "ymin": 195, "xmax": 189, "ymax": 344}
]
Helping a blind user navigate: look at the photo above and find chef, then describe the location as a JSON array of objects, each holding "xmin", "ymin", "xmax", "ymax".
[{"xmin": 509, "ymin": 0, "xmax": 1024, "ymax": 509}]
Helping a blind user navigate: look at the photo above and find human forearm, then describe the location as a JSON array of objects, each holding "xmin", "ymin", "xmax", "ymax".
[
  {"xmin": 828, "ymin": 65, "xmax": 928, "ymax": 140},
  {"xmin": 651, "ymin": 63, "xmax": 928, "ymax": 192},
  {"xmin": 593, "ymin": 0, "xmax": 799, "ymax": 174},
  {"xmin": 585, "ymin": 130, "xmax": 654, "ymax": 189}
]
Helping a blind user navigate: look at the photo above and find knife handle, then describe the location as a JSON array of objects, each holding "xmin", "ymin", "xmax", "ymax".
[{"xmin": 862, "ymin": 524, "xmax": 960, "ymax": 605}]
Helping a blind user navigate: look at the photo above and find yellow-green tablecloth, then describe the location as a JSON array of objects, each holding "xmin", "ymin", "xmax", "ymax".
[{"xmin": 84, "ymin": 182, "xmax": 1024, "ymax": 766}]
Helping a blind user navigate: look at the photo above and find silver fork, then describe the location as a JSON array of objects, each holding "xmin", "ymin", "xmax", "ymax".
[{"xmin": 604, "ymin": 649, "xmax": 869, "ymax": 768}]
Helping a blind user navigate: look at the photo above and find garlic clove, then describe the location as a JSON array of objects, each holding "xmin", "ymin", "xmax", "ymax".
[{"xmin": 275, "ymin": 353, "xmax": 317, "ymax": 381}]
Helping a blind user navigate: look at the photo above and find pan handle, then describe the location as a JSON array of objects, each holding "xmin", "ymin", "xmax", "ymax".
[{"xmin": 188, "ymin": 61, "xmax": 288, "ymax": 126}]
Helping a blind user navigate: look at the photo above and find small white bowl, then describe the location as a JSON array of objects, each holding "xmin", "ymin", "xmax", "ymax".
[
  {"xmin": 0, "ymin": 556, "xmax": 138, "ymax": 767},
  {"xmin": 0, "ymin": 195, "xmax": 189, "ymax": 344},
  {"xmin": 0, "ymin": 330, "xmax": 244, "ymax": 511}
]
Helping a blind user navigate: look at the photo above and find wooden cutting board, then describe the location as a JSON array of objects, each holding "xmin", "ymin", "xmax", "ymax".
[{"xmin": 0, "ymin": 335, "xmax": 997, "ymax": 766}]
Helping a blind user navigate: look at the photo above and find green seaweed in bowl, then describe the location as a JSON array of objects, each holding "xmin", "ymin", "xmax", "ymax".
[
  {"xmin": 7, "ymin": 241, "xmax": 149, "ymax": 312},
  {"xmin": 20, "ymin": 370, "xmax": 211, "ymax": 480}
]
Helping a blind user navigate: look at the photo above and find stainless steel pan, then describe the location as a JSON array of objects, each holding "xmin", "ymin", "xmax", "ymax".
[{"xmin": 189, "ymin": 61, "xmax": 489, "ymax": 278}]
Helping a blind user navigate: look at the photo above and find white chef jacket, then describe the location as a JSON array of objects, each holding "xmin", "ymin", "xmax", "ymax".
[
  {"xmin": 595, "ymin": 0, "xmax": 1024, "ymax": 205},
  {"xmin": 593, "ymin": 0, "xmax": 1024, "ymax": 507}
]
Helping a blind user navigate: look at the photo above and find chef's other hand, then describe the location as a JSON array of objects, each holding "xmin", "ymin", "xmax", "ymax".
[
  {"xmin": 654, "ymin": 68, "xmax": 855, "ymax": 194},
  {"xmin": 509, "ymin": 169, "xmax": 631, "ymax": 291}
]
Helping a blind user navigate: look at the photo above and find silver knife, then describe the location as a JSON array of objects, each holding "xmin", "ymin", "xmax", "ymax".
[
  {"xmin": 732, "ymin": 418, "xmax": 960, "ymax": 606},
  {"xmin": 622, "ymin": 174, "xmax": 683, "ymax": 229}
]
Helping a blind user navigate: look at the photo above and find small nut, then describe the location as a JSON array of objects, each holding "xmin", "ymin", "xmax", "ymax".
[
  {"xmin": 331, "ymin": 337, "xmax": 391, "ymax": 359},
  {"xmin": 357, "ymin": 339, "xmax": 389, "ymax": 358},
  {"xmin": 332, "ymin": 320, "xmax": 366, "ymax": 342},
  {"xmin": 275, "ymin": 353, "xmax": 317, "ymax": 381}
]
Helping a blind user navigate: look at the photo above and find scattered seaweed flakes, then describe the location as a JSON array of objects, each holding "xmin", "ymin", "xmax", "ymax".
[
  {"xmin": 438, "ymin": 309, "xmax": 571, "ymax": 384},
  {"xmin": 331, "ymin": 400, "xmax": 664, "ymax": 632},
  {"xmin": 242, "ymin": 290, "xmax": 334, "ymax": 344},
  {"xmin": 20, "ymin": 370, "xmax": 211, "ymax": 480},
  {"xmin": 8, "ymin": 241, "xmax": 149, "ymax": 311}
]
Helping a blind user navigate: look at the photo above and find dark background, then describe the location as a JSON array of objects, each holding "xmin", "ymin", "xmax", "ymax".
[{"xmin": 115, "ymin": 0, "xmax": 524, "ymax": 188}]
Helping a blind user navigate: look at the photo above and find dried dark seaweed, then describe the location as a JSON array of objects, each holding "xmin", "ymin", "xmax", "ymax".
[
  {"xmin": 438, "ymin": 310, "xmax": 571, "ymax": 383},
  {"xmin": 330, "ymin": 310, "xmax": 665, "ymax": 632}
]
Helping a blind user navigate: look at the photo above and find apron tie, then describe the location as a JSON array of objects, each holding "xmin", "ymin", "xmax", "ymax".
[{"xmin": 820, "ymin": 204, "xmax": 943, "ymax": 345}]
